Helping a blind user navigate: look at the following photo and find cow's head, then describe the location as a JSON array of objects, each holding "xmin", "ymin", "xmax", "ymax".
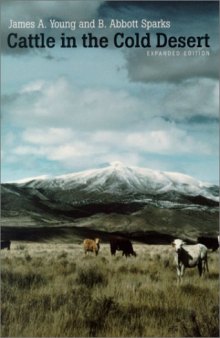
[{"xmin": 172, "ymin": 239, "xmax": 185, "ymax": 253}]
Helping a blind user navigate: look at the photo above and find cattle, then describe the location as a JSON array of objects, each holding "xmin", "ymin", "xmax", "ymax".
[
  {"xmin": 172, "ymin": 239, "xmax": 208, "ymax": 281},
  {"xmin": 1, "ymin": 240, "xmax": 11, "ymax": 250},
  {"xmin": 110, "ymin": 237, "xmax": 136, "ymax": 257},
  {"xmin": 83, "ymin": 238, "xmax": 100, "ymax": 256},
  {"xmin": 197, "ymin": 236, "xmax": 219, "ymax": 252}
]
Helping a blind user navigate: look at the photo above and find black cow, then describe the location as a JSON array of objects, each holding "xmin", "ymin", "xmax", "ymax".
[
  {"xmin": 197, "ymin": 236, "xmax": 219, "ymax": 252},
  {"xmin": 110, "ymin": 237, "xmax": 136, "ymax": 257},
  {"xmin": 1, "ymin": 240, "xmax": 11, "ymax": 250}
]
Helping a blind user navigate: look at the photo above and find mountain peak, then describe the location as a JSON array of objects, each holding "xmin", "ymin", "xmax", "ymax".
[
  {"xmin": 109, "ymin": 161, "xmax": 125, "ymax": 169},
  {"xmin": 10, "ymin": 163, "xmax": 218, "ymax": 203}
]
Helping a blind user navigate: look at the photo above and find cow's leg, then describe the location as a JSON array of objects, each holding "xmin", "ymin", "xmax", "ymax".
[
  {"xmin": 202, "ymin": 256, "xmax": 209, "ymax": 273},
  {"xmin": 198, "ymin": 260, "xmax": 202, "ymax": 276},
  {"xmin": 176, "ymin": 266, "xmax": 181, "ymax": 283},
  {"xmin": 110, "ymin": 246, "xmax": 116, "ymax": 255},
  {"xmin": 205, "ymin": 257, "xmax": 209, "ymax": 273},
  {"xmin": 177, "ymin": 264, "xmax": 184, "ymax": 283},
  {"xmin": 181, "ymin": 264, "xmax": 185, "ymax": 278}
]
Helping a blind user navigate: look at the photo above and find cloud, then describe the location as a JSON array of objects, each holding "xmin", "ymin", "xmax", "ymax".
[
  {"xmin": 1, "ymin": 0, "xmax": 105, "ymax": 54},
  {"xmin": 103, "ymin": 1, "xmax": 219, "ymax": 84},
  {"xmin": 162, "ymin": 78, "xmax": 219, "ymax": 121},
  {"xmin": 3, "ymin": 76, "xmax": 218, "ymax": 133},
  {"xmin": 1, "ymin": 2, "xmax": 218, "ymax": 184},
  {"xmin": 20, "ymin": 80, "xmax": 45, "ymax": 93},
  {"xmin": 9, "ymin": 120, "xmax": 215, "ymax": 171},
  {"xmin": 125, "ymin": 49, "xmax": 219, "ymax": 84},
  {"xmin": 125, "ymin": 129, "xmax": 213, "ymax": 155},
  {"xmin": 2, "ymin": 77, "xmax": 150, "ymax": 131},
  {"xmin": 3, "ymin": 110, "xmax": 218, "ymax": 181},
  {"xmin": 2, "ymin": 0, "xmax": 218, "ymax": 58},
  {"xmin": 2, "ymin": 76, "xmax": 218, "ymax": 170},
  {"xmin": 22, "ymin": 127, "xmax": 74, "ymax": 145}
]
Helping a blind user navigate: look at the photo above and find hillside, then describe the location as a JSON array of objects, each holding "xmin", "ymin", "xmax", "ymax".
[{"xmin": 1, "ymin": 162, "xmax": 219, "ymax": 242}]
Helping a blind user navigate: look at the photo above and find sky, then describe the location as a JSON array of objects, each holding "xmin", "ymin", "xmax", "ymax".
[{"xmin": 1, "ymin": 0, "xmax": 219, "ymax": 184}]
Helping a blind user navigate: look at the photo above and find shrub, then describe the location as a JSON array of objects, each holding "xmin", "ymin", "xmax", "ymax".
[
  {"xmin": 25, "ymin": 253, "xmax": 32, "ymax": 262},
  {"xmin": 1, "ymin": 244, "xmax": 219, "ymax": 337},
  {"xmin": 76, "ymin": 266, "xmax": 107, "ymax": 288},
  {"xmin": 16, "ymin": 244, "xmax": 26, "ymax": 250},
  {"xmin": 179, "ymin": 308, "xmax": 219, "ymax": 337},
  {"xmin": 1, "ymin": 270, "xmax": 48, "ymax": 289},
  {"xmin": 85, "ymin": 296, "xmax": 120, "ymax": 336},
  {"xmin": 58, "ymin": 251, "xmax": 68, "ymax": 259}
]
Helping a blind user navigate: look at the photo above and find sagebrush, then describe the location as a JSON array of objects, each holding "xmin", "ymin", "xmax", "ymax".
[{"xmin": 1, "ymin": 243, "xmax": 219, "ymax": 337}]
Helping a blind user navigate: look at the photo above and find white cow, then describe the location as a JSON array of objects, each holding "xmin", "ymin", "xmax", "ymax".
[{"xmin": 172, "ymin": 239, "xmax": 208, "ymax": 281}]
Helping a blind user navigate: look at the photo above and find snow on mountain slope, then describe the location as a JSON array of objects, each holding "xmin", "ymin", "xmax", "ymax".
[
  {"xmin": 11, "ymin": 175, "xmax": 49, "ymax": 184},
  {"xmin": 13, "ymin": 162, "xmax": 219, "ymax": 202}
]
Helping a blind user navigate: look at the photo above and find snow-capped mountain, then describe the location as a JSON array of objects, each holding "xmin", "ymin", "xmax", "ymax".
[
  {"xmin": 13, "ymin": 161, "xmax": 218, "ymax": 203},
  {"xmin": 2, "ymin": 162, "xmax": 219, "ymax": 239}
]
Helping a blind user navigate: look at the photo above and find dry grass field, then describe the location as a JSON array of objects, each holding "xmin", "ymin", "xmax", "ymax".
[{"xmin": 1, "ymin": 242, "xmax": 219, "ymax": 337}]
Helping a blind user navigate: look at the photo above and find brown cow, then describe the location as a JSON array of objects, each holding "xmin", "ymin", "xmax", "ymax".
[
  {"xmin": 110, "ymin": 237, "xmax": 136, "ymax": 257},
  {"xmin": 83, "ymin": 238, "xmax": 100, "ymax": 256}
]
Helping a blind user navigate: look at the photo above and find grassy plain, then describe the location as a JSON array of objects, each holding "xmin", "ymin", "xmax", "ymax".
[{"xmin": 1, "ymin": 242, "xmax": 219, "ymax": 337}]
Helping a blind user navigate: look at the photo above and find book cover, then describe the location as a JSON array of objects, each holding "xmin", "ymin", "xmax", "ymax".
[{"xmin": 1, "ymin": 0, "xmax": 219, "ymax": 337}]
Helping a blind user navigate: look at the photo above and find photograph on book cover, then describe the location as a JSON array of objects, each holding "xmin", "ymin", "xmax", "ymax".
[{"xmin": 1, "ymin": 0, "xmax": 219, "ymax": 337}]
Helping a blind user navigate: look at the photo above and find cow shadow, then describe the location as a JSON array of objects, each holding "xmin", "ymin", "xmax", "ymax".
[{"xmin": 204, "ymin": 272, "xmax": 219, "ymax": 280}]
